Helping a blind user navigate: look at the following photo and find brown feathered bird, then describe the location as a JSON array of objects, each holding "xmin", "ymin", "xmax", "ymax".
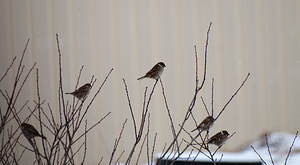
[
  {"xmin": 137, "ymin": 62, "xmax": 166, "ymax": 80},
  {"xmin": 192, "ymin": 116, "xmax": 214, "ymax": 132},
  {"xmin": 21, "ymin": 123, "xmax": 46, "ymax": 139},
  {"xmin": 207, "ymin": 130, "xmax": 230, "ymax": 147},
  {"xmin": 65, "ymin": 83, "xmax": 92, "ymax": 100}
]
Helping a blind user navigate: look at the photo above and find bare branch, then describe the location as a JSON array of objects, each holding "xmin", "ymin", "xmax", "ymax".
[
  {"xmin": 136, "ymin": 132, "xmax": 147, "ymax": 165},
  {"xmin": 159, "ymin": 78, "xmax": 179, "ymax": 153},
  {"xmin": 198, "ymin": 22, "xmax": 212, "ymax": 91},
  {"xmin": 126, "ymin": 80, "xmax": 158, "ymax": 164},
  {"xmin": 215, "ymin": 72, "xmax": 250, "ymax": 120},
  {"xmin": 109, "ymin": 119, "xmax": 127, "ymax": 165},
  {"xmin": 72, "ymin": 112, "xmax": 111, "ymax": 145},
  {"xmin": 81, "ymin": 120, "xmax": 88, "ymax": 165},
  {"xmin": 251, "ymin": 145, "xmax": 268, "ymax": 165},
  {"xmin": 265, "ymin": 134, "xmax": 274, "ymax": 165},
  {"xmin": 115, "ymin": 150, "xmax": 125, "ymax": 165},
  {"xmin": 160, "ymin": 22, "xmax": 212, "ymax": 159},
  {"xmin": 194, "ymin": 45, "xmax": 199, "ymax": 90},
  {"xmin": 0, "ymin": 56, "xmax": 16, "ymax": 83},
  {"xmin": 285, "ymin": 131, "xmax": 298, "ymax": 165},
  {"xmin": 76, "ymin": 68, "xmax": 113, "ymax": 130},
  {"xmin": 201, "ymin": 97, "xmax": 210, "ymax": 116},
  {"xmin": 122, "ymin": 78, "xmax": 137, "ymax": 138},
  {"xmin": 211, "ymin": 78, "xmax": 214, "ymax": 117},
  {"xmin": 151, "ymin": 133, "xmax": 157, "ymax": 165},
  {"xmin": 97, "ymin": 157, "xmax": 103, "ymax": 165},
  {"xmin": 146, "ymin": 113, "xmax": 151, "ymax": 165},
  {"xmin": 56, "ymin": 33, "xmax": 66, "ymax": 126}
]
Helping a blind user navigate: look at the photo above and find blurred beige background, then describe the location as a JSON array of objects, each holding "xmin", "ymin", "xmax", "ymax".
[{"xmin": 1, "ymin": 0, "xmax": 300, "ymax": 164}]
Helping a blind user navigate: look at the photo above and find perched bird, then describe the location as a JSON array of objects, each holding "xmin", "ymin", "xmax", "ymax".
[
  {"xmin": 65, "ymin": 83, "xmax": 92, "ymax": 100},
  {"xmin": 207, "ymin": 130, "xmax": 230, "ymax": 147},
  {"xmin": 137, "ymin": 62, "xmax": 166, "ymax": 80},
  {"xmin": 21, "ymin": 123, "xmax": 46, "ymax": 139},
  {"xmin": 192, "ymin": 116, "xmax": 214, "ymax": 132}
]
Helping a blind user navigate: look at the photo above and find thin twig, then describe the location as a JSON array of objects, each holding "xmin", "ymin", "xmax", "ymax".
[
  {"xmin": 159, "ymin": 78, "xmax": 179, "ymax": 153},
  {"xmin": 81, "ymin": 120, "xmax": 88, "ymax": 165},
  {"xmin": 35, "ymin": 69, "xmax": 48, "ymax": 163},
  {"xmin": 198, "ymin": 22, "xmax": 212, "ymax": 91},
  {"xmin": 265, "ymin": 134, "xmax": 274, "ymax": 165},
  {"xmin": 73, "ymin": 65, "xmax": 84, "ymax": 126},
  {"xmin": 194, "ymin": 45, "xmax": 199, "ymax": 91},
  {"xmin": 215, "ymin": 72, "xmax": 250, "ymax": 120},
  {"xmin": 211, "ymin": 78, "xmax": 214, "ymax": 117},
  {"xmin": 251, "ymin": 145, "xmax": 267, "ymax": 165},
  {"xmin": 97, "ymin": 157, "xmax": 103, "ymax": 165},
  {"xmin": 72, "ymin": 112, "xmax": 111, "ymax": 144},
  {"xmin": 151, "ymin": 133, "xmax": 157, "ymax": 165},
  {"xmin": 109, "ymin": 119, "xmax": 127, "ymax": 165},
  {"xmin": 200, "ymin": 97, "xmax": 210, "ymax": 117},
  {"xmin": 285, "ymin": 131, "xmax": 298, "ymax": 165},
  {"xmin": 0, "ymin": 56, "xmax": 16, "ymax": 82},
  {"xmin": 136, "ymin": 129, "xmax": 148, "ymax": 165},
  {"xmin": 56, "ymin": 33, "xmax": 65, "ymax": 126},
  {"xmin": 218, "ymin": 154, "xmax": 223, "ymax": 164},
  {"xmin": 146, "ymin": 113, "xmax": 151, "ymax": 165},
  {"xmin": 122, "ymin": 78, "xmax": 137, "ymax": 139},
  {"xmin": 115, "ymin": 150, "xmax": 125, "ymax": 165}
]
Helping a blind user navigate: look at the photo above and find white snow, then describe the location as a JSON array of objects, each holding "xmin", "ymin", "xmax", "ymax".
[
  {"xmin": 157, "ymin": 132, "xmax": 300, "ymax": 164},
  {"xmin": 240, "ymin": 132, "xmax": 300, "ymax": 165}
]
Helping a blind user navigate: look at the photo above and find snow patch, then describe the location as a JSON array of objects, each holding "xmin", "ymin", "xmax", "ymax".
[{"xmin": 156, "ymin": 132, "xmax": 300, "ymax": 164}]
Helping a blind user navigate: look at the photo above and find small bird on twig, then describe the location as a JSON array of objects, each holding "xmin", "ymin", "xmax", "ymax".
[
  {"xmin": 137, "ymin": 62, "xmax": 166, "ymax": 80},
  {"xmin": 192, "ymin": 116, "xmax": 214, "ymax": 133},
  {"xmin": 207, "ymin": 130, "xmax": 230, "ymax": 147},
  {"xmin": 21, "ymin": 123, "xmax": 46, "ymax": 139},
  {"xmin": 65, "ymin": 83, "xmax": 92, "ymax": 100}
]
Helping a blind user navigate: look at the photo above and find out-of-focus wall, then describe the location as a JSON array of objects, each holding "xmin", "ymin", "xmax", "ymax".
[{"xmin": 1, "ymin": 0, "xmax": 299, "ymax": 164}]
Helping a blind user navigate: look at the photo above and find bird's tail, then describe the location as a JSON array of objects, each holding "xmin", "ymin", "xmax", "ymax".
[
  {"xmin": 137, "ymin": 76, "xmax": 145, "ymax": 80},
  {"xmin": 191, "ymin": 128, "xmax": 197, "ymax": 132}
]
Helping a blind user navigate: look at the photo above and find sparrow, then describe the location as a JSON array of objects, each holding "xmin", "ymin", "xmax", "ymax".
[
  {"xmin": 65, "ymin": 83, "xmax": 92, "ymax": 100},
  {"xmin": 191, "ymin": 116, "xmax": 214, "ymax": 132},
  {"xmin": 137, "ymin": 62, "xmax": 166, "ymax": 80},
  {"xmin": 21, "ymin": 123, "xmax": 46, "ymax": 139},
  {"xmin": 207, "ymin": 130, "xmax": 230, "ymax": 147}
]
